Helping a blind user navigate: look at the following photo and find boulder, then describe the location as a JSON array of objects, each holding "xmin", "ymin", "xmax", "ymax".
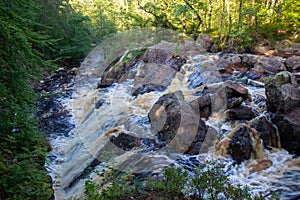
[
  {"xmin": 225, "ymin": 105, "xmax": 256, "ymax": 121},
  {"xmin": 285, "ymin": 56, "xmax": 300, "ymax": 72},
  {"xmin": 132, "ymin": 63, "xmax": 177, "ymax": 97},
  {"xmin": 224, "ymin": 80, "xmax": 249, "ymax": 100},
  {"xmin": 148, "ymin": 91, "xmax": 208, "ymax": 154},
  {"xmin": 250, "ymin": 116, "xmax": 280, "ymax": 149},
  {"xmin": 273, "ymin": 108, "xmax": 300, "ymax": 155},
  {"xmin": 110, "ymin": 132, "xmax": 156, "ymax": 151},
  {"xmin": 141, "ymin": 41, "xmax": 187, "ymax": 69},
  {"xmin": 196, "ymin": 34, "xmax": 213, "ymax": 51},
  {"xmin": 265, "ymin": 71, "xmax": 300, "ymax": 113},
  {"xmin": 190, "ymin": 94, "xmax": 211, "ymax": 119},
  {"xmin": 228, "ymin": 125, "xmax": 253, "ymax": 163},
  {"xmin": 227, "ymin": 124, "xmax": 264, "ymax": 163},
  {"xmin": 97, "ymin": 62, "xmax": 133, "ymax": 88}
]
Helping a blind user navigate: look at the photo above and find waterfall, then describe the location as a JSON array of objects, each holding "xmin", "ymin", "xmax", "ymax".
[{"xmin": 41, "ymin": 29, "xmax": 300, "ymax": 199}]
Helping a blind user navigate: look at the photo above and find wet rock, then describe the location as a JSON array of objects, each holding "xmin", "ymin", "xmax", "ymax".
[
  {"xmin": 265, "ymin": 71, "xmax": 300, "ymax": 113},
  {"xmin": 247, "ymin": 69, "xmax": 263, "ymax": 80},
  {"xmin": 228, "ymin": 124, "xmax": 253, "ymax": 163},
  {"xmin": 273, "ymin": 108, "xmax": 300, "ymax": 155},
  {"xmin": 148, "ymin": 92, "xmax": 182, "ymax": 142},
  {"xmin": 216, "ymin": 55, "xmax": 242, "ymax": 68},
  {"xmin": 148, "ymin": 91, "xmax": 208, "ymax": 154},
  {"xmin": 249, "ymin": 160, "xmax": 273, "ymax": 173},
  {"xmin": 225, "ymin": 105, "xmax": 256, "ymax": 121},
  {"xmin": 132, "ymin": 63, "xmax": 177, "ymax": 97},
  {"xmin": 227, "ymin": 97, "xmax": 244, "ymax": 109},
  {"xmin": 285, "ymin": 56, "xmax": 300, "ymax": 72},
  {"xmin": 141, "ymin": 41, "xmax": 187, "ymax": 69},
  {"xmin": 110, "ymin": 132, "xmax": 156, "ymax": 151},
  {"xmin": 190, "ymin": 95, "xmax": 211, "ymax": 119},
  {"xmin": 252, "ymin": 56, "xmax": 285, "ymax": 74},
  {"xmin": 97, "ymin": 62, "xmax": 134, "ymax": 88},
  {"xmin": 196, "ymin": 34, "xmax": 213, "ymax": 51},
  {"xmin": 141, "ymin": 41, "xmax": 177, "ymax": 64},
  {"xmin": 241, "ymin": 54, "xmax": 286, "ymax": 79},
  {"xmin": 95, "ymin": 99, "xmax": 106, "ymax": 109},
  {"xmin": 179, "ymin": 39, "xmax": 207, "ymax": 55},
  {"xmin": 224, "ymin": 80, "xmax": 249, "ymax": 100},
  {"xmin": 188, "ymin": 70, "xmax": 206, "ymax": 89},
  {"xmin": 35, "ymin": 67, "xmax": 76, "ymax": 94},
  {"xmin": 250, "ymin": 116, "xmax": 280, "ymax": 149},
  {"xmin": 227, "ymin": 124, "xmax": 263, "ymax": 163},
  {"xmin": 164, "ymin": 55, "xmax": 186, "ymax": 71}
]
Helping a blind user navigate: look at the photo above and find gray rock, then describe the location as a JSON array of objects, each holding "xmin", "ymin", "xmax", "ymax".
[{"xmin": 265, "ymin": 71, "xmax": 300, "ymax": 113}]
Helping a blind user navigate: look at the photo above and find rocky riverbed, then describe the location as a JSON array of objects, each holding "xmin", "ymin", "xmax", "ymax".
[{"xmin": 37, "ymin": 31, "xmax": 300, "ymax": 199}]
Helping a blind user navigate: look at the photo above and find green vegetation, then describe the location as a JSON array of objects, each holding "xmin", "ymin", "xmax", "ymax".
[
  {"xmin": 0, "ymin": 0, "xmax": 298, "ymax": 199},
  {"xmin": 84, "ymin": 164, "xmax": 273, "ymax": 199}
]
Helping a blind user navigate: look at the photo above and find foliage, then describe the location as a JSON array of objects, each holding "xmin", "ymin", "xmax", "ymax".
[
  {"xmin": 163, "ymin": 166, "xmax": 188, "ymax": 197},
  {"xmin": 0, "ymin": 0, "xmax": 53, "ymax": 199},
  {"xmin": 191, "ymin": 163, "xmax": 254, "ymax": 199},
  {"xmin": 84, "ymin": 164, "xmax": 272, "ymax": 200}
]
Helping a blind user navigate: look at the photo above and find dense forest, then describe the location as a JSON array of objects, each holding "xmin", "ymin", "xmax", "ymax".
[{"xmin": 0, "ymin": 0, "xmax": 299, "ymax": 199}]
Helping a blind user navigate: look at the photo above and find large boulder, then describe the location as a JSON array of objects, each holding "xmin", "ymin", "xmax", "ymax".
[
  {"xmin": 148, "ymin": 91, "xmax": 208, "ymax": 154},
  {"xmin": 196, "ymin": 34, "xmax": 213, "ymax": 51},
  {"xmin": 132, "ymin": 63, "xmax": 177, "ymax": 97},
  {"xmin": 250, "ymin": 116, "xmax": 280, "ymax": 149},
  {"xmin": 273, "ymin": 108, "xmax": 300, "ymax": 155},
  {"xmin": 227, "ymin": 124, "xmax": 264, "ymax": 163},
  {"xmin": 265, "ymin": 71, "xmax": 300, "ymax": 113},
  {"xmin": 285, "ymin": 56, "xmax": 300, "ymax": 72},
  {"xmin": 265, "ymin": 71, "xmax": 300, "ymax": 155}
]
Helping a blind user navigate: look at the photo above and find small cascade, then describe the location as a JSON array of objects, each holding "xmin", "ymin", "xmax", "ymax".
[{"xmin": 40, "ymin": 31, "xmax": 300, "ymax": 199}]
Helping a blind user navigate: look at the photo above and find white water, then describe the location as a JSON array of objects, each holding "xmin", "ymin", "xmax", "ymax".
[{"xmin": 45, "ymin": 40, "xmax": 300, "ymax": 199}]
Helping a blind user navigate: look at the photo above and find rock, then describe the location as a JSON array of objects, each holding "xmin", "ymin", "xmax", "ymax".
[
  {"xmin": 249, "ymin": 160, "xmax": 273, "ymax": 173},
  {"xmin": 141, "ymin": 41, "xmax": 187, "ymax": 69},
  {"xmin": 265, "ymin": 71, "xmax": 300, "ymax": 113},
  {"xmin": 247, "ymin": 69, "xmax": 263, "ymax": 80},
  {"xmin": 184, "ymin": 119, "xmax": 207, "ymax": 155},
  {"xmin": 216, "ymin": 55, "xmax": 242, "ymax": 68},
  {"xmin": 254, "ymin": 56, "xmax": 286, "ymax": 74},
  {"xmin": 228, "ymin": 124, "xmax": 253, "ymax": 163},
  {"xmin": 275, "ymin": 39, "xmax": 300, "ymax": 55},
  {"xmin": 179, "ymin": 39, "xmax": 207, "ymax": 56},
  {"xmin": 273, "ymin": 108, "xmax": 300, "ymax": 155},
  {"xmin": 148, "ymin": 91, "xmax": 208, "ymax": 154},
  {"xmin": 132, "ymin": 63, "xmax": 177, "ymax": 97},
  {"xmin": 285, "ymin": 56, "xmax": 300, "ymax": 72},
  {"xmin": 225, "ymin": 105, "xmax": 256, "ymax": 121},
  {"xmin": 97, "ymin": 62, "xmax": 133, "ymax": 88},
  {"xmin": 250, "ymin": 116, "xmax": 280, "ymax": 149},
  {"xmin": 224, "ymin": 80, "xmax": 249, "ymax": 100},
  {"xmin": 95, "ymin": 99, "xmax": 106, "ymax": 109},
  {"xmin": 188, "ymin": 70, "xmax": 206, "ymax": 89},
  {"xmin": 110, "ymin": 132, "xmax": 156, "ymax": 151},
  {"xmin": 148, "ymin": 91, "xmax": 182, "ymax": 143},
  {"xmin": 190, "ymin": 95, "xmax": 211, "ymax": 119},
  {"xmin": 227, "ymin": 97, "xmax": 244, "ymax": 109},
  {"xmin": 227, "ymin": 124, "xmax": 264, "ymax": 163},
  {"xmin": 196, "ymin": 34, "xmax": 213, "ymax": 51}
]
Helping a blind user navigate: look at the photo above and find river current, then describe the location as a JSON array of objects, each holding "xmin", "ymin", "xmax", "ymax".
[{"xmin": 44, "ymin": 29, "xmax": 300, "ymax": 200}]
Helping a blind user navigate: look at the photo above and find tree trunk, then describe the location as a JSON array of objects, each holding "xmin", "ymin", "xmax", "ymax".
[
  {"xmin": 183, "ymin": 0, "xmax": 203, "ymax": 40},
  {"xmin": 219, "ymin": 0, "xmax": 225, "ymax": 43},
  {"xmin": 238, "ymin": 0, "xmax": 243, "ymax": 31},
  {"xmin": 183, "ymin": 12, "xmax": 187, "ymax": 35},
  {"xmin": 208, "ymin": 0, "xmax": 213, "ymax": 32}
]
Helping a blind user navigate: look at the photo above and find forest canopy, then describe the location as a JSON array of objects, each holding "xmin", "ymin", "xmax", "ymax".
[{"xmin": 0, "ymin": 0, "xmax": 299, "ymax": 199}]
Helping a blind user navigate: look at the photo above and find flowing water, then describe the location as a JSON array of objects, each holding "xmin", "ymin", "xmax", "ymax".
[{"xmin": 44, "ymin": 33, "xmax": 300, "ymax": 199}]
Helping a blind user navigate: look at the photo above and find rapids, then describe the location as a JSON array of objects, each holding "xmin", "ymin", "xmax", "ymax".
[{"xmin": 43, "ymin": 30, "xmax": 300, "ymax": 199}]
